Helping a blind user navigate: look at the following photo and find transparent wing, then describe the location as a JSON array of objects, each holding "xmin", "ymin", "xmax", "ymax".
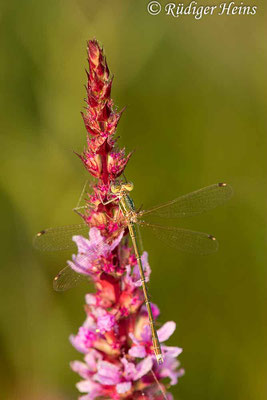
[
  {"xmin": 53, "ymin": 265, "xmax": 91, "ymax": 291},
  {"xmin": 33, "ymin": 223, "xmax": 89, "ymax": 251},
  {"xmin": 139, "ymin": 183, "xmax": 233, "ymax": 219},
  {"xmin": 139, "ymin": 222, "xmax": 218, "ymax": 255}
]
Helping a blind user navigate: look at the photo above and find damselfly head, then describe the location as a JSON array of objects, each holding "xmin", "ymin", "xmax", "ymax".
[
  {"xmin": 110, "ymin": 182, "xmax": 122, "ymax": 194},
  {"xmin": 123, "ymin": 181, "xmax": 134, "ymax": 192},
  {"xmin": 111, "ymin": 181, "xmax": 134, "ymax": 194}
]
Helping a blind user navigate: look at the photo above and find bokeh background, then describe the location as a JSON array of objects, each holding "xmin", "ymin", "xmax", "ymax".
[{"xmin": 1, "ymin": 0, "xmax": 267, "ymax": 399}]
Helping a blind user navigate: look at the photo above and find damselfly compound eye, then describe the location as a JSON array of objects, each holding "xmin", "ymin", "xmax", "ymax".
[
  {"xmin": 110, "ymin": 183, "xmax": 122, "ymax": 194},
  {"xmin": 123, "ymin": 182, "xmax": 134, "ymax": 192}
]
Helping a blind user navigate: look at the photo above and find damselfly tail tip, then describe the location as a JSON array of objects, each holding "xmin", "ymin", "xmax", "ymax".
[
  {"xmin": 156, "ymin": 354, "xmax": 164, "ymax": 364},
  {"xmin": 218, "ymin": 182, "xmax": 227, "ymax": 187}
]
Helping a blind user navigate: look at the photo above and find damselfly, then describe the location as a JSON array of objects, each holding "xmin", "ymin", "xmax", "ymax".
[{"xmin": 34, "ymin": 182, "xmax": 232, "ymax": 363}]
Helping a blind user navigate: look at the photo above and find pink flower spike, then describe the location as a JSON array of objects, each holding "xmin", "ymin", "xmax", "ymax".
[{"xmin": 67, "ymin": 40, "xmax": 184, "ymax": 399}]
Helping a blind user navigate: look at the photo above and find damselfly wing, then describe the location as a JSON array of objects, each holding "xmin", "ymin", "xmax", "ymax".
[{"xmin": 33, "ymin": 223, "xmax": 89, "ymax": 251}]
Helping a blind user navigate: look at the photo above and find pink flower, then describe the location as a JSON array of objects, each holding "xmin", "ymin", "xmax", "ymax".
[
  {"xmin": 94, "ymin": 361, "xmax": 121, "ymax": 385},
  {"xmin": 78, "ymin": 151, "xmax": 102, "ymax": 178},
  {"xmin": 68, "ymin": 228, "xmax": 123, "ymax": 276},
  {"xmin": 97, "ymin": 313, "xmax": 116, "ymax": 333},
  {"xmin": 70, "ymin": 327, "xmax": 96, "ymax": 354},
  {"xmin": 129, "ymin": 321, "xmax": 183, "ymax": 367},
  {"xmin": 124, "ymin": 251, "xmax": 151, "ymax": 288},
  {"xmin": 74, "ymin": 356, "xmax": 154, "ymax": 398},
  {"xmin": 107, "ymin": 149, "xmax": 132, "ymax": 179}
]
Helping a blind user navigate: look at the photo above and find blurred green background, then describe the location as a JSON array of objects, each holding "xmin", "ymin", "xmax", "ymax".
[{"xmin": 1, "ymin": 0, "xmax": 266, "ymax": 399}]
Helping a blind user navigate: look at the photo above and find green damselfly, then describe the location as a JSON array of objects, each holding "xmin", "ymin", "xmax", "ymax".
[{"xmin": 34, "ymin": 182, "xmax": 232, "ymax": 363}]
